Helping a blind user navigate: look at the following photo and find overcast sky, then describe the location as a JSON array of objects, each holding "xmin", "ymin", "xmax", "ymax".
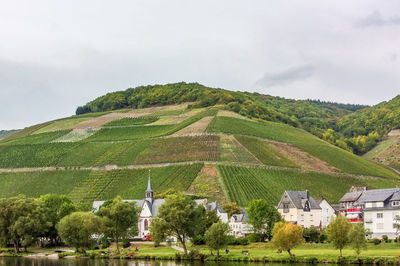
[{"xmin": 1, "ymin": 1, "xmax": 400, "ymax": 129}]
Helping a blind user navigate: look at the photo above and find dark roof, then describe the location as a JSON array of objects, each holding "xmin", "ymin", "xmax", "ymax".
[
  {"xmin": 339, "ymin": 186, "xmax": 367, "ymax": 203},
  {"xmin": 390, "ymin": 191, "xmax": 400, "ymax": 201},
  {"xmin": 285, "ymin": 190, "xmax": 321, "ymax": 210},
  {"xmin": 357, "ymin": 188, "xmax": 400, "ymax": 203},
  {"xmin": 339, "ymin": 191, "xmax": 363, "ymax": 202}
]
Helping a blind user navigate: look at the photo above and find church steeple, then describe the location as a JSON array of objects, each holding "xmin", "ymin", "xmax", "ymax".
[{"xmin": 146, "ymin": 170, "xmax": 153, "ymax": 203}]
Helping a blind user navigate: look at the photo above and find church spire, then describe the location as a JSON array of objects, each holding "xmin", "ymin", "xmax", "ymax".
[{"xmin": 146, "ymin": 170, "xmax": 153, "ymax": 203}]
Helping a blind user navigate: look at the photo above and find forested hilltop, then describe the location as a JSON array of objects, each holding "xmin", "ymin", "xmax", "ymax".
[{"xmin": 76, "ymin": 82, "xmax": 400, "ymax": 155}]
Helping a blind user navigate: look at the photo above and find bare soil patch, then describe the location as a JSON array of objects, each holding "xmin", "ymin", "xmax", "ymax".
[
  {"xmin": 217, "ymin": 110, "xmax": 251, "ymax": 121},
  {"xmin": 73, "ymin": 105, "xmax": 191, "ymax": 129},
  {"xmin": 267, "ymin": 140, "xmax": 339, "ymax": 174},
  {"xmin": 173, "ymin": 116, "xmax": 214, "ymax": 136}
]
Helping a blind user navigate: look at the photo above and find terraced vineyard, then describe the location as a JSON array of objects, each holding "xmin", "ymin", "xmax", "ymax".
[
  {"xmin": 207, "ymin": 116, "xmax": 399, "ymax": 179},
  {"xmin": 68, "ymin": 164, "xmax": 203, "ymax": 208},
  {"xmin": 1, "ymin": 102, "xmax": 399, "ymax": 208},
  {"xmin": 218, "ymin": 165, "xmax": 400, "ymax": 206}
]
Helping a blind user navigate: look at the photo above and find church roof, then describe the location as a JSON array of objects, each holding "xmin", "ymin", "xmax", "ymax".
[{"xmin": 146, "ymin": 174, "xmax": 153, "ymax": 192}]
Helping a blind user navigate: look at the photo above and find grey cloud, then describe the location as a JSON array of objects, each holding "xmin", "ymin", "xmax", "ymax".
[
  {"xmin": 355, "ymin": 11, "xmax": 400, "ymax": 28},
  {"xmin": 256, "ymin": 65, "xmax": 315, "ymax": 88}
]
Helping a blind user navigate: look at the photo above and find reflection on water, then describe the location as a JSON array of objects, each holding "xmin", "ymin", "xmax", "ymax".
[{"xmin": 0, "ymin": 257, "xmax": 271, "ymax": 266}]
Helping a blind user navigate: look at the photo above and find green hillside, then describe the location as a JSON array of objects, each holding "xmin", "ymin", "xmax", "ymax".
[
  {"xmin": 1, "ymin": 85, "xmax": 399, "ymax": 209},
  {"xmin": 0, "ymin": 129, "xmax": 20, "ymax": 140}
]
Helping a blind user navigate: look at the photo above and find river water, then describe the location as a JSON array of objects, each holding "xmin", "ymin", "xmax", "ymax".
[{"xmin": 0, "ymin": 257, "xmax": 309, "ymax": 266}]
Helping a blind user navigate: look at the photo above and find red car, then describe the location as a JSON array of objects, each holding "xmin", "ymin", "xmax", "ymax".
[{"xmin": 142, "ymin": 234, "xmax": 152, "ymax": 241}]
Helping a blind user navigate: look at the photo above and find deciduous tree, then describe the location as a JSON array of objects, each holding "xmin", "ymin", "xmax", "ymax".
[
  {"xmin": 271, "ymin": 222, "xmax": 304, "ymax": 257},
  {"xmin": 38, "ymin": 194, "xmax": 76, "ymax": 246},
  {"xmin": 205, "ymin": 221, "xmax": 231, "ymax": 256},
  {"xmin": 98, "ymin": 196, "xmax": 139, "ymax": 253},
  {"xmin": 349, "ymin": 223, "xmax": 367, "ymax": 258},
  {"xmin": 57, "ymin": 212, "xmax": 102, "ymax": 252},
  {"xmin": 326, "ymin": 214, "xmax": 351, "ymax": 258},
  {"xmin": 222, "ymin": 202, "xmax": 241, "ymax": 218},
  {"xmin": 0, "ymin": 196, "xmax": 50, "ymax": 252},
  {"xmin": 247, "ymin": 199, "xmax": 281, "ymax": 240},
  {"xmin": 149, "ymin": 192, "xmax": 205, "ymax": 254}
]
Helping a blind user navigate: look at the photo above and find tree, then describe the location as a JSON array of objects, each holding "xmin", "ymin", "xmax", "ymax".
[
  {"xmin": 326, "ymin": 214, "xmax": 351, "ymax": 258},
  {"xmin": 247, "ymin": 199, "xmax": 281, "ymax": 240},
  {"xmin": 149, "ymin": 192, "xmax": 206, "ymax": 254},
  {"xmin": 98, "ymin": 196, "xmax": 139, "ymax": 253},
  {"xmin": 57, "ymin": 212, "xmax": 103, "ymax": 252},
  {"xmin": 38, "ymin": 194, "xmax": 76, "ymax": 246},
  {"xmin": 0, "ymin": 196, "xmax": 50, "ymax": 252},
  {"xmin": 204, "ymin": 221, "xmax": 231, "ymax": 256},
  {"xmin": 271, "ymin": 222, "xmax": 304, "ymax": 257},
  {"xmin": 222, "ymin": 202, "xmax": 241, "ymax": 218},
  {"xmin": 349, "ymin": 223, "xmax": 367, "ymax": 258}
]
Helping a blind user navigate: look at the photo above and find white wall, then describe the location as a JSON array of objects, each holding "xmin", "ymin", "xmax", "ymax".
[{"xmin": 364, "ymin": 210, "xmax": 400, "ymax": 239}]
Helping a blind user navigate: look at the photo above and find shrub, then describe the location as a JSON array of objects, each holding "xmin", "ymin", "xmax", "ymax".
[
  {"xmin": 247, "ymin": 233, "xmax": 262, "ymax": 243},
  {"xmin": 227, "ymin": 236, "xmax": 249, "ymax": 245},
  {"xmin": 382, "ymin": 235, "xmax": 389, "ymax": 243},
  {"xmin": 122, "ymin": 238, "xmax": 131, "ymax": 248},
  {"xmin": 101, "ymin": 237, "xmax": 110, "ymax": 249},
  {"xmin": 303, "ymin": 227, "xmax": 320, "ymax": 243},
  {"xmin": 372, "ymin": 238, "xmax": 381, "ymax": 245},
  {"xmin": 319, "ymin": 232, "xmax": 327, "ymax": 243},
  {"xmin": 192, "ymin": 235, "xmax": 205, "ymax": 245}
]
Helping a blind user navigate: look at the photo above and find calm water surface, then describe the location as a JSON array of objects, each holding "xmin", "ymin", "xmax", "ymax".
[{"xmin": 0, "ymin": 257, "xmax": 313, "ymax": 266}]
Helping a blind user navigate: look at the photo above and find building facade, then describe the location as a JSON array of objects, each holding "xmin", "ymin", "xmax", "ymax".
[
  {"xmin": 316, "ymin": 197, "xmax": 336, "ymax": 228},
  {"xmin": 277, "ymin": 190, "xmax": 322, "ymax": 228},
  {"xmin": 339, "ymin": 186, "xmax": 366, "ymax": 223},
  {"xmin": 359, "ymin": 188, "xmax": 400, "ymax": 239}
]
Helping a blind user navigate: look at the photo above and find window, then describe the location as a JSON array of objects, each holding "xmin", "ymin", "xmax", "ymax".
[
  {"xmin": 393, "ymin": 201, "xmax": 400, "ymax": 206},
  {"xmin": 377, "ymin": 223, "xmax": 384, "ymax": 229},
  {"xmin": 144, "ymin": 219, "xmax": 149, "ymax": 231},
  {"xmin": 283, "ymin": 204, "xmax": 289, "ymax": 213},
  {"xmin": 372, "ymin": 202, "xmax": 377, "ymax": 208},
  {"xmin": 377, "ymin": 213, "xmax": 383, "ymax": 219}
]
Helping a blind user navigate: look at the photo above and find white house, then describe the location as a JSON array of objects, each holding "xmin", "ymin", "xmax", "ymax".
[
  {"xmin": 228, "ymin": 212, "xmax": 252, "ymax": 237},
  {"xmin": 359, "ymin": 188, "xmax": 400, "ymax": 239},
  {"xmin": 316, "ymin": 197, "xmax": 336, "ymax": 228},
  {"xmin": 277, "ymin": 190, "xmax": 322, "ymax": 228}
]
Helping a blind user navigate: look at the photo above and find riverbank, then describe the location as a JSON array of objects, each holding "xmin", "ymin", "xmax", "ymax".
[{"xmin": 1, "ymin": 242, "xmax": 400, "ymax": 264}]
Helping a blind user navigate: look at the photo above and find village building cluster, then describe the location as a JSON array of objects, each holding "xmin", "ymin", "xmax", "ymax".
[{"xmin": 93, "ymin": 176, "xmax": 400, "ymax": 240}]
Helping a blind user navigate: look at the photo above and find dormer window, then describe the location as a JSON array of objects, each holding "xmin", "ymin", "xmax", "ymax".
[
  {"xmin": 393, "ymin": 201, "xmax": 400, "ymax": 206},
  {"xmin": 304, "ymin": 200, "xmax": 310, "ymax": 212}
]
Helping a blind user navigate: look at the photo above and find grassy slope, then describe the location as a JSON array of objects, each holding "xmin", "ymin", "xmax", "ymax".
[
  {"xmin": 207, "ymin": 116, "xmax": 399, "ymax": 179},
  {"xmin": 218, "ymin": 165, "xmax": 400, "ymax": 207},
  {"xmin": 363, "ymin": 137, "xmax": 398, "ymax": 160}
]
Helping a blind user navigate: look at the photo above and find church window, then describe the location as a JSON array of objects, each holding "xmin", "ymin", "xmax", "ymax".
[{"xmin": 144, "ymin": 219, "xmax": 149, "ymax": 231}]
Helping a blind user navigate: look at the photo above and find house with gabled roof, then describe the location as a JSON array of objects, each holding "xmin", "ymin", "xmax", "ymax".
[
  {"xmin": 277, "ymin": 190, "xmax": 322, "ymax": 228},
  {"xmin": 316, "ymin": 196, "xmax": 336, "ymax": 228},
  {"xmin": 339, "ymin": 186, "xmax": 366, "ymax": 223},
  {"xmin": 359, "ymin": 188, "xmax": 400, "ymax": 239},
  {"xmin": 229, "ymin": 210, "xmax": 252, "ymax": 237}
]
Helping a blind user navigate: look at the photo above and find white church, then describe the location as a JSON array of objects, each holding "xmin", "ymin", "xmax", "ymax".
[{"xmin": 93, "ymin": 175, "xmax": 208, "ymax": 237}]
